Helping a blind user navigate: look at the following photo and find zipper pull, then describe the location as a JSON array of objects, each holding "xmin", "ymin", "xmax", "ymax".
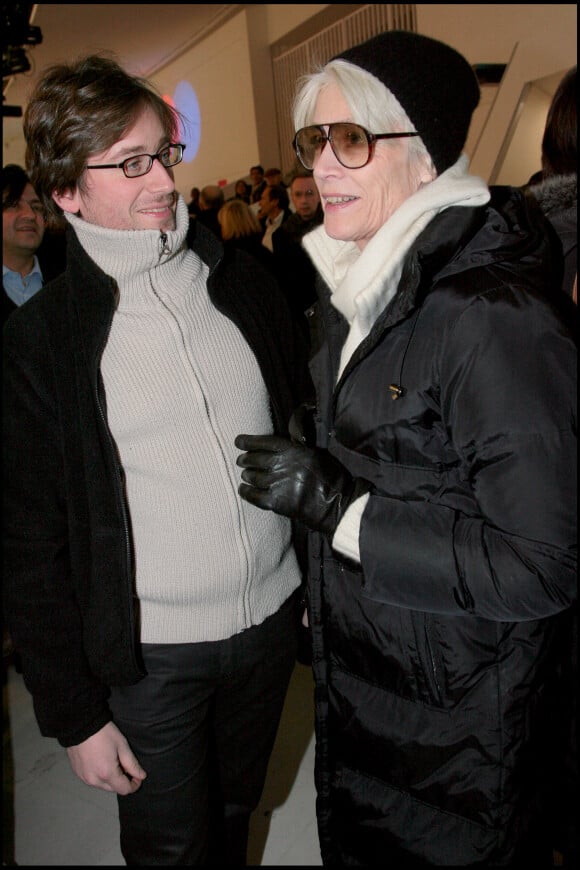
[{"xmin": 159, "ymin": 231, "xmax": 172, "ymax": 258}]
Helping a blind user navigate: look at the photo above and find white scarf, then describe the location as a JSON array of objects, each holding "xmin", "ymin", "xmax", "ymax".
[{"xmin": 302, "ymin": 155, "xmax": 490, "ymax": 381}]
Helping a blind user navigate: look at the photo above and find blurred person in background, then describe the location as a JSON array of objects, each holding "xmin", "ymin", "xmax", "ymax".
[
  {"xmin": 263, "ymin": 167, "xmax": 285, "ymax": 188},
  {"xmin": 249, "ymin": 164, "xmax": 266, "ymax": 204},
  {"xmin": 2, "ymin": 164, "xmax": 66, "ymax": 322},
  {"xmin": 232, "ymin": 179, "xmax": 251, "ymax": 204},
  {"xmin": 527, "ymin": 63, "xmax": 578, "ymax": 869},
  {"xmin": 528, "ymin": 65, "xmax": 577, "ymax": 302},
  {"xmin": 257, "ymin": 184, "xmax": 291, "ymax": 253},
  {"xmin": 272, "ymin": 170, "xmax": 324, "ymax": 335},
  {"xmin": 196, "ymin": 184, "xmax": 225, "ymax": 239},
  {"xmin": 218, "ymin": 198, "xmax": 276, "ymax": 274}
]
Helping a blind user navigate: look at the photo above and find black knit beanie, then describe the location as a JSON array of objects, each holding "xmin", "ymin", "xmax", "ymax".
[{"xmin": 333, "ymin": 30, "xmax": 480, "ymax": 174}]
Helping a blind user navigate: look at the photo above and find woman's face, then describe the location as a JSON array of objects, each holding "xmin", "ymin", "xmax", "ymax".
[{"xmin": 311, "ymin": 83, "xmax": 434, "ymax": 251}]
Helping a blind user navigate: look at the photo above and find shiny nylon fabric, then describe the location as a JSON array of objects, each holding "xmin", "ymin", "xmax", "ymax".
[{"xmin": 306, "ymin": 188, "xmax": 576, "ymax": 866}]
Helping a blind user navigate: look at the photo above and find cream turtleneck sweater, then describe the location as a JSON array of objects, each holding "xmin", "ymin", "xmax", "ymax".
[{"xmin": 66, "ymin": 196, "xmax": 300, "ymax": 643}]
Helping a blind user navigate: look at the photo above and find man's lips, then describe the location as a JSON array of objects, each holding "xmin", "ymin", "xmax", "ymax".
[
  {"xmin": 138, "ymin": 200, "xmax": 175, "ymax": 215},
  {"xmin": 139, "ymin": 192, "xmax": 177, "ymax": 211}
]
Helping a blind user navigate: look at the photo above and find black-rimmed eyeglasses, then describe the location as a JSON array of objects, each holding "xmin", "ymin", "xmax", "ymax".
[
  {"xmin": 292, "ymin": 123, "xmax": 419, "ymax": 171},
  {"xmin": 86, "ymin": 143, "xmax": 185, "ymax": 178}
]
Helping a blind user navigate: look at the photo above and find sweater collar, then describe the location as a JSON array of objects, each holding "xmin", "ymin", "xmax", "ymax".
[
  {"xmin": 67, "ymin": 196, "xmax": 208, "ymax": 310},
  {"xmin": 64, "ymin": 195, "xmax": 193, "ymax": 301}
]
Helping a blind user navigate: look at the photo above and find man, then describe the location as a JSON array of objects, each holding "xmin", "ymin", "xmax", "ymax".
[
  {"xmin": 263, "ymin": 167, "xmax": 285, "ymax": 188},
  {"xmin": 186, "ymin": 185, "xmax": 201, "ymax": 217},
  {"xmin": 3, "ymin": 54, "xmax": 311, "ymax": 866},
  {"xmin": 2, "ymin": 164, "xmax": 65, "ymax": 322},
  {"xmin": 257, "ymin": 184, "xmax": 291, "ymax": 253},
  {"xmin": 271, "ymin": 171, "xmax": 324, "ymax": 332},
  {"xmin": 249, "ymin": 164, "xmax": 266, "ymax": 204},
  {"xmin": 196, "ymin": 183, "xmax": 225, "ymax": 238},
  {"xmin": 273, "ymin": 171, "xmax": 323, "ymax": 247}
]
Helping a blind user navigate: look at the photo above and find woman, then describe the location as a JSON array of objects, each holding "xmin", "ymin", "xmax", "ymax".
[
  {"xmin": 233, "ymin": 178, "xmax": 251, "ymax": 204},
  {"xmin": 235, "ymin": 31, "xmax": 577, "ymax": 866},
  {"xmin": 218, "ymin": 198, "xmax": 276, "ymax": 273}
]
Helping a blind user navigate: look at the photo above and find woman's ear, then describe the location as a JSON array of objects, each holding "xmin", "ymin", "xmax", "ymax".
[{"xmin": 416, "ymin": 154, "xmax": 437, "ymax": 188}]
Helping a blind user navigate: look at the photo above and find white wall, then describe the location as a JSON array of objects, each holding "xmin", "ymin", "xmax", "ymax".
[
  {"xmin": 151, "ymin": 5, "xmax": 330, "ymax": 199},
  {"xmin": 493, "ymin": 74, "xmax": 563, "ymax": 186},
  {"xmin": 154, "ymin": 10, "xmax": 257, "ymax": 198},
  {"xmin": 263, "ymin": 4, "xmax": 329, "ymax": 45},
  {"xmin": 417, "ymin": 4, "xmax": 575, "ymax": 63},
  {"xmin": 1, "ymin": 4, "xmax": 329, "ymax": 199},
  {"xmin": 416, "ymin": 4, "xmax": 577, "ymax": 184},
  {"xmin": 4, "ymin": 5, "xmax": 575, "ymax": 194},
  {"xmin": 473, "ymin": 32, "xmax": 576, "ymax": 184}
]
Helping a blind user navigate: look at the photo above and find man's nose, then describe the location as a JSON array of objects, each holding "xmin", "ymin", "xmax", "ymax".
[
  {"xmin": 146, "ymin": 159, "xmax": 175, "ymax": 190},
  {"xmin": 19, "ymin": 202, "xmax": 40, "ymax": 217}
]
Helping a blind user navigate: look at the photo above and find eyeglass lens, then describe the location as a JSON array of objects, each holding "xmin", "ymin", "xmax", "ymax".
[
  {"xmin": 124, "ymin": 144, "xmax": 183, "ymax": 177},
  {"xmin": 295, "ymin": 124, "xmax": 370, "ymax": 170}
]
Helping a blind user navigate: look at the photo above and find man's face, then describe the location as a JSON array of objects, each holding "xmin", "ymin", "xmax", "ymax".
[
  {"xmin": 291, "ymin": 177, "xmax": 321, "ymax": 221},
  {"xmin": 258, "ymin": 188, "xmax": 275, "ymax": 220},
  {"xmin": 3, "ymin": 182, "xmax": 45, "ymax": 260},
  {"xmin": 52, "ymin": 105, "xmax": 177, "ymax": 232},
  {"xmin": 250, "ymin": 168, "xmax": 263, "ymax": 187}
]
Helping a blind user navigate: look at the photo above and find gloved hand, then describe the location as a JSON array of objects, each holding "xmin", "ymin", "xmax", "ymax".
[{"xmin": 235, "ymin": 433, "xmax": 370, "ymax": 536}]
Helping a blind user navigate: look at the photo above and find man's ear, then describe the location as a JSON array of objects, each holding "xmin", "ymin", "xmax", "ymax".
[{"xmin": 52, "ymin": 188, "xmax": 81, "ymax": 215}]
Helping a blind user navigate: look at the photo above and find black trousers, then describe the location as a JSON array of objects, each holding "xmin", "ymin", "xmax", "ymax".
[{"xmin": 109, "ymin": 594, "xmax": 298, "ymax": 866}]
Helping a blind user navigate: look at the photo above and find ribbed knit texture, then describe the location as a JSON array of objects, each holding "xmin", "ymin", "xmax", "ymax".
[{"xmin": 66, "ymin": 197, "xmax": 300, "ymax": 642}]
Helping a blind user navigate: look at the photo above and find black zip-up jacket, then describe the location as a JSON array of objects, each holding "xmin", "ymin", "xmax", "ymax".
[
  {"xmin": 2, "ymin": 220, "xmax": 312, "ymax": 747},
  {"xmin": 305, "ymin": 188, "xmax": 577, "ymax": 865}
]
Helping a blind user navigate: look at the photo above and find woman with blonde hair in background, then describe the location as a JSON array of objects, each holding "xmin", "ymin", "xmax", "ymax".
[{"xmin": 218, "ymin": 198, "xmax": 275, "ymax": 274}]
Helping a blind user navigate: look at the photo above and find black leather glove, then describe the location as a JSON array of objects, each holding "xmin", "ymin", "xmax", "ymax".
[{"xmin": 235, "ymin": 433, "xmax": 370, "ymax": 537}]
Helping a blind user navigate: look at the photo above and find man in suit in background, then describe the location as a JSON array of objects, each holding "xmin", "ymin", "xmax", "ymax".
[{"xmin": 2, "ymin": 164, "xmax": 65, "ymax": 322}]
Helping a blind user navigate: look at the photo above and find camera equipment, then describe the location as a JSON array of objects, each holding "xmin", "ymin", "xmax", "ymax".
[{"xmin": 2, "ymin": 3, "xmax": 42, "ymax": 116}]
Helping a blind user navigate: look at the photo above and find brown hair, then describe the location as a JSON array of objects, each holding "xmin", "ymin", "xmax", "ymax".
[
  {"xmin": 23, "ymin": 54, "xmax": 181, "ymax": 224},
  {"xmin": 2, "ymin": 164, "xmax": 33, "ymax": 210},
  {"xmin": 541, "ymin": 66, "xmax": 576, "ymax": 178},
  {"xmin": 218, "ymin": 199, "xmax": 262, "ymax": 240}
]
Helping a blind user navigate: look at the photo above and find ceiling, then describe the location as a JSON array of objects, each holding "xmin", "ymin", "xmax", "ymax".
[{"xmin": 3, "ymin": 3, "xmax": 241, "ymax": 145}]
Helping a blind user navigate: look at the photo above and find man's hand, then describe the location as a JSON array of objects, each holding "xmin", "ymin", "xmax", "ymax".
[
  {"xmin": 66, "ymin": 721, "xmax": 147, "ymax": 795},
  {"xmin": 235, "ymin": 434, "xmax": 369, "ymax": 536}
]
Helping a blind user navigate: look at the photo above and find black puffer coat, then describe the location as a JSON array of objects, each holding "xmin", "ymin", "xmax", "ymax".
[
  {"xmin": 528, "ymin": 172, "xmax": 577, "ymax": 300},
  {"xmin": 305, "ymin": 188, "xmax": 577, "ymax": 866}
]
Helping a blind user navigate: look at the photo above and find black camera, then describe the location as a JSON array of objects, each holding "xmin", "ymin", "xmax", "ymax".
[{"xmin": 2, "ymin": 3, "xmax": 43, "ymax": 115}]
